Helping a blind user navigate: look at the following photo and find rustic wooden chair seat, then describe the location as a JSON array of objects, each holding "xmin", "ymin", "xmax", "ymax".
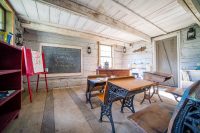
[
  {"xmin": 128, "ymin": 103, "xmax": 175, "ymax": 133},
  {"xmin": 97, "ymin": 93, "xmax": 104, "ymax": 103}
]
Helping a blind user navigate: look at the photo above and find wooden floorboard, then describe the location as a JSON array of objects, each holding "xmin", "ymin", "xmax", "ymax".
[
  {"xmin": 41, "ymin": 90, "xmax": 55, "ymax": 133},
  {"xmin": 67, "ymin": 88, "xmax": 110, "ymax": 133},
  {"xmin": 3, "ymin": 86, "xmax": 177, "ymax": 133}
]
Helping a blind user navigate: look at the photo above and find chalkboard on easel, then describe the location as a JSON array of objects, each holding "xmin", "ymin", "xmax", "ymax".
[{"xmin": 41, "ymin": 44, "xmax": 82, "ymax": 76}]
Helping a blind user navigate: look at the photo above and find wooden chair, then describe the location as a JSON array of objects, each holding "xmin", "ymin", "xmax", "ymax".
[
  {"xmin": 86, "ymin": 74, "xmax": 107, "ymax": 108},
  {"xmin": 128, "ymin": 80, "xmax": 200, "ymax": 133},
  {"xmin": 97, "ymin": 76, "xmax": 135, "ymax": 133}
]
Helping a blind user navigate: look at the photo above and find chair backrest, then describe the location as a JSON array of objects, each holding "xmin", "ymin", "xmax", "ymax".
[
  {"xmin": 168, "ymin": 80, "xmax": 200, "ymax": 133},
  {"xmin": 103, "ymin": 76, "xmax": 135, "ymax": 105}
]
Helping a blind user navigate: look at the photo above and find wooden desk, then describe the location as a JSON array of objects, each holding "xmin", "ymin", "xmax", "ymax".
[
  {"xmin": 100, "ymin": 77, "xmax": 155, "ymax": 133},
  {"xmin": 96, "ymin": 69, "xmax": 130, "ymax": 77},
  {"xmin": 109, "ymin": 78, "xmax": 154, "ymax": 91},
  {"xmin": 108, "ymin": 78, "xmax": 155, "ymax": 112},
  {"xmin": 143, "ymin": 72, "xmax": 172, "ymax": 102}
]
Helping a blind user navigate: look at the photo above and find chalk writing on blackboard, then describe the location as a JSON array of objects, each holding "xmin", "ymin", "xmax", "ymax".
[{"xmin": 42, "ymin": 45, "xmax": 82, "ymax": 74}]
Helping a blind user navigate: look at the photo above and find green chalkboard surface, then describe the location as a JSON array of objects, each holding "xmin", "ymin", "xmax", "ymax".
[{"xmin": 42, "ymin": 45, "xmax": 81, "ymax": 74}]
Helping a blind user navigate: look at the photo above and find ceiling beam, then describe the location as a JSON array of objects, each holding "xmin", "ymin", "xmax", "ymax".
[
  {"xmin": 178, "ymin": 0, "xmax": 200, "ymax": 26},
  {"xmin": 37, "ymin": 0, "xmax": 151, "ymax": 42},
  {"xmin": 111, "ymin": 0, "xmax": 167, "ymax": 34},
  {"xmin": 21, "ymin": 22, "xmax": 128, "ymax": 45}
]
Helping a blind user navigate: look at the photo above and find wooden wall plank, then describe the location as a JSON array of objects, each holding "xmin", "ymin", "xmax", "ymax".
[
  {"xmin": 21, "ymin": 0, "xmax": 38, "ymax": 19},
  {"xmin": 58, "ymin": 11, "xmax": 70, "ymax": 25},
  {"xmin": 49, "ymin": 6, "xmax": 60, "ymax": 24},
  {"xmin": 39, "ymin": 0, "xmax": 151, "ymax": 41},
  {"xmin": 36, "ymin": 2, "xmax": 49, "ymax": 22}
]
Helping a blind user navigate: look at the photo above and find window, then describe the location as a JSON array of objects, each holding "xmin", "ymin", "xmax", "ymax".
[
  {"xmin": 0, "ymin": 5, "xmax": 6, "ymax": 31},
  {"xmin": 99, "ymin": 45, "xmax": 112, "ymax": 68}
]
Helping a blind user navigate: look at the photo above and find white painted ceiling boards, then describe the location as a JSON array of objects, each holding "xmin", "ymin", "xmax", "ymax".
[{"xmin": 9, "ymin": 0, "xmax": 196, "ymax": 44}]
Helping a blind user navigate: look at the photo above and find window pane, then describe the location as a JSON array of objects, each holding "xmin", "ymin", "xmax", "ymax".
[
  {"xmin": 100, "ymin": 45, "xmax": 112, "ymax": 68},
  {"xmin": 0, "ymin": 7, "xmax": 5, "ymax": 30},
  {"xmin": 100, "ymin": 57, "xmax": 112, "ymax": 68}
]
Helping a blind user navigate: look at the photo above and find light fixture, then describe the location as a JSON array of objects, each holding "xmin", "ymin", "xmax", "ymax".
[
  {"xmin": 123, "ymin": 44, "xmax": 126, "ymax": 53},
  {"xmin": 15, "ymin": 33, "xmax": 23, "ymax": 46},
  {"xmin": 87, "ymin": 46, "xmax": 91, "ymax": 54},
  {"xmin": 187, "ymin": 27, "xmax": 196, "ymax": 40}
]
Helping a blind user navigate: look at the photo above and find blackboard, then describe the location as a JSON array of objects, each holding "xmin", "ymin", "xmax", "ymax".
[{"xmin": 42, "ymin": 45, "xmax": 82, "ymax": 74}]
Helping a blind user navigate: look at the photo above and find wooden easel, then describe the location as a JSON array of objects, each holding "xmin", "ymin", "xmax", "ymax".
[{"xmin": 22, "ymin": 47, "xmax": 48, "ymax": 102}]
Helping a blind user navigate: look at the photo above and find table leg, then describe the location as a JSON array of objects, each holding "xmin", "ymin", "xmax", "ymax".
[
  {"xmin": 27, "ymin": 75, "xmax": 32, "ymax": 103},
  {"xmin": 36, "ymin": 74, "xmax": 39, "ymax": 92},
  {"xmin": 156, "ymin": 86, "xmax": 163, "ymax": 102},
  {"xmin": 140, "ymin": 87, "xmax": 152, "ymax": 104},
  {"xmin": 99, "ymin": 103, "xmax": 115, "ymax": 133},
  {"xmin": 121, "ymin": 95, "xmax": 135, "ymax": 113}
]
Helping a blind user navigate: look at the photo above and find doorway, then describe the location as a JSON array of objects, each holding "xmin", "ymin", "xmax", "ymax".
[{"xmin": 154, "ymin": 36, "xmax": 178, "ymax": 87}]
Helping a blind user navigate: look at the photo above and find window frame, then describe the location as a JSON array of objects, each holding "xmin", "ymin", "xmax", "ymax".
[
  {"xmin": 99, "ymin": 44, "xmax": 113, "ymax": 68},
  {"xmin": 0, "ymin": 4, "xmax": 6, "ymax": 32}
]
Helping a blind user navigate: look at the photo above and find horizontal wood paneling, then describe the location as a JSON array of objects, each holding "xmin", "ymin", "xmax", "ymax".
[
  {"xmin": 122, "ymin": 41, "xmax": 153, "ymax": 69},
  {"xmin": 180, "ymin": 24, "xmax": 200, "ymax": 70},
  {"xmin": 22, "ymin": 30, "xmax": 123, "ymax": 89}
]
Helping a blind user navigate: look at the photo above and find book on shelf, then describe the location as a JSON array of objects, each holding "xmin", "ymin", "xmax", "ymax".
[{"xmin": 0, "ymin": 90, "xmax": 16, "ymax": 100}]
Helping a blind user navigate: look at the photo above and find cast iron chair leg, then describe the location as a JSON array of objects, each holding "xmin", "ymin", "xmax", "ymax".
[
  {"xmin": 121, "ymin": 98, "xmax": 125, "ymax": 113},
  {"xmin": 99, "ymin": 104, "xmax": 103, "ymax": 122},
  {"xmin": 86, "ymin": 92, "xmax": 88, "ymax": 103},
  {"xmin": 109, "ymin": 114, "xmax": 115, "ymax": 133},
  {"xmin": 99, "ymin": 104, "xmax": 115, "ymax": 133},
  {"xmin": 121, "ymin": 96, "xmax": 135, "ymax": 113},
  {"xmin": 88, "ymin": 91, "xmax": 93, "ymax": 109}
]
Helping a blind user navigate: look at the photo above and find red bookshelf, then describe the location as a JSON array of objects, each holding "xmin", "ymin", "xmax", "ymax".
[
  {"xmin": 0, "ymin": 41, "xmax": 22, "ymax": 131},
  {"xmin": 0, "ymin": 70, "xmax": 21, "ymax": 76}
]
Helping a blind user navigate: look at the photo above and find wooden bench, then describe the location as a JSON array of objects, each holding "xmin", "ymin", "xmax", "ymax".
[
  {"xmin": 128, "ymin": 80, "xmax": 200, "ymax": 133},
  {"xmin": 165, "ymin": 87, "xmax": 184, "ymax": 102}
]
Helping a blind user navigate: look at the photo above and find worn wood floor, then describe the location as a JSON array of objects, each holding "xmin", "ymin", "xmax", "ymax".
[{"xmin": 3, "ymin": 86, "xmax": 177, "ymax": 133}]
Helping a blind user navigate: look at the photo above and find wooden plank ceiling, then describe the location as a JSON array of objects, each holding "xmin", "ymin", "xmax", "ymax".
[{"xmin": 9, "ymin": 0, "xmax": 196, "ymax": 44}]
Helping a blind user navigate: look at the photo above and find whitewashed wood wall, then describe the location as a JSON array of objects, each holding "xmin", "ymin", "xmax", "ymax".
[
  {"xmin": 22, "ymin": 30, "xmax": 123, "ymax": 89},
  {"xmin": 121, "ymin": 24, "xmax": 200, "ymax": 72},
  {"xmin": 122, "ymin": 41, "xmax": 153, "ymax": 69},
  {"xmin": 180, "ymin": 24, "xmax": 200, "ymax": 70},
  {"xmin": 20, "ymin": 21, "xmax": 200, "ymax": 89}
]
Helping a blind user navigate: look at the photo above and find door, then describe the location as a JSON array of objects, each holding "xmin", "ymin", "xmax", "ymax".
[{"xmin": 156, "ymin": 36, "xmax": 178, "ymax": 87}]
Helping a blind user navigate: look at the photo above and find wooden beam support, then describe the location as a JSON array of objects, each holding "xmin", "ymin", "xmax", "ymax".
[
  {"xmin": 178, "ymin": 0, "xmax": 200, "ymax": 25},
  {"xmin": 21, "ymin": 22, "xmax": 127, "ymax": 45},
  {"xmin": 37, "ymin": 0, "xmax": 151, "ymax": 42}
]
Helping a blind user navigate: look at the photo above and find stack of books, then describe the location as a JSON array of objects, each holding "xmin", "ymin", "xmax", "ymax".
[{"xmin": 0, "ymin": 90, "xmax": 16, "ymax": 100}]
